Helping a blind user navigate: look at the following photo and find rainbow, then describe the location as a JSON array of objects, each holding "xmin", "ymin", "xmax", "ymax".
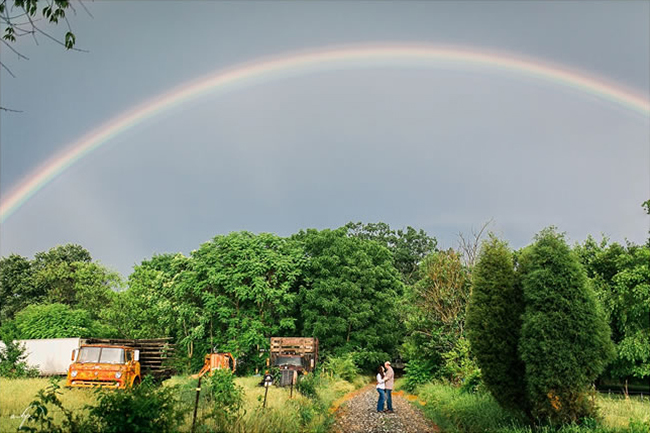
[{"xmin": 1, "ymin": 43, "xmax": 649, "ymax": 223}]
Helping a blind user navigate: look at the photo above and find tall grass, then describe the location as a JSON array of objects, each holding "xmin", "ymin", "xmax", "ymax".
[
  {"xmin": 1, "ymin": 373, "xmax": 360, "ymax": 433},
  {"xmin": 168, "ymin": 373, "xmax": 361, "ymax": 432},
  {"xmin": 413, "ymin": 382, "xmax": 650, "ymax": 433},
  {"xmin": 0, "ymin": 377, "xmax": 96, "ymax": 432}
]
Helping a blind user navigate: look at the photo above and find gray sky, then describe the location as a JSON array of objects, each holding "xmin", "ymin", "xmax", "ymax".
[{"xmin": 1, "ymin": 1, "xmax": 649, "ymax": 277}]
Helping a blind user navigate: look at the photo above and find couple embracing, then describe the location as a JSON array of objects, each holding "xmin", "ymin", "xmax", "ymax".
[{"xmin": 375, "ymin": 361, "xmax": 394, "ymax": 413}]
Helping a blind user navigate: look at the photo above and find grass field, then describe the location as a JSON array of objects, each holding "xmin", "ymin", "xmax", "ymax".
[
  {"xmin": 409, "ymin": 381, "xmax": 650, "ymax": 433},
  {"xmin": 0, "ymin": 377, "xmax": 96, "ymax": 433},
  {"xmin": 0, "ymin": 374, "xmax": 364, "ymax": 433}
]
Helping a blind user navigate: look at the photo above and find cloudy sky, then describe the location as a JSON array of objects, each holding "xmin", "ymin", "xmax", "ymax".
[{"xmin": 1, "ymin": 1, "xmax": 649, "ymax": 277}]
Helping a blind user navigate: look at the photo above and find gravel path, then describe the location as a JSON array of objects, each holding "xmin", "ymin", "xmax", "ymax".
[{"xmin": 331, "ymin": 385, "xmax": 439, "ymax": 433}]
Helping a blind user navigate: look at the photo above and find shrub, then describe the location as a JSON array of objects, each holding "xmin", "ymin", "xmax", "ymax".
[
  {"xmin": 322, "ymin": 353, "xmax": 358, "ymax": 382},
  {"xmin": 87, "ymin": 376, "xmax": 185, "ymax": 433},
  {"xmin": 0, "ymin": 339, "xmax": 39, "ymax": 378},
  {"xmin": 202, "ymin": 369, "xmax": 244, "ymax": 420},
  {"xmin": 403, "ymin": 358, "xmax": 436, "ymax": 391},
  {"xmin": 441, "ymin": 337, "xmax": 480, "ymax": 386},
  {"xmin": 296, "ymin": 371, "xmax": 321, "ymax": 399}
]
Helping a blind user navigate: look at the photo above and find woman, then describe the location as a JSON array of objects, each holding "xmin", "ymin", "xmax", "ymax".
[{"xmin": 376, "ymin": 365, "xmax": 386, "ymax": 412}]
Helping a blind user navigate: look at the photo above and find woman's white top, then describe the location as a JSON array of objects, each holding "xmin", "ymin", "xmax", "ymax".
[{"xmin": 376, "ymin": 373, "xmax": 385, "ymax": 389}]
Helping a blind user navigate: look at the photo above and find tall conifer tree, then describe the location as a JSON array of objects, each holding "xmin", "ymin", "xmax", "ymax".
[{"xmin": 467, "ymin": 235, "xmax": 527, "ymax": 413}]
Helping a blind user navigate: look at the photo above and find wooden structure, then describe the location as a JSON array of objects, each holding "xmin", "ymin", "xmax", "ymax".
[
  {"xmin": 83, "ymin": 338, "xmax": 175, "ymax": 380},
  {"xmin": 269, "ymin": 337, "xmax": 318, "ymax": 372}
]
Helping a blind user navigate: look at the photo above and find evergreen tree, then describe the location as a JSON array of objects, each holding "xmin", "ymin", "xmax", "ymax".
[
  {"xmin": 519, "ymin": 228, "xmax": 614, "ymax": 423},
  {"xmin": 466, "ymin": 234, "xmax": 527, "ymax": 413}
]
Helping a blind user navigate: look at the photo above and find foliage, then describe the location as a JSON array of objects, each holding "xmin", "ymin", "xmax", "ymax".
[
  {"xmin": 441, "ymin": 336, "xmax": 480, "ymax": 386},
  {"xmin": 403, "ymin": 358, "xmax": 436, "ymax": 391},
  {"xmin": 346, "ymin": 221, "xmax": 437, "ymax": 285},
  {"xmin": 1, "ymin": 245, "xmax": 121, "ymax": 331},
  {"xmin": 102, "ymin": 253, "xmax": 184, "ymax": 341},
  {"xmin": 1, "ymin": 0, "xmax": 78, "ymax": 55},
  {"xmin": 416, "ymin": 381, "xmax": 526, "ymax": 433},
  {"xmin": 13, "ymin": 303, "xmax": 103, "ymax": 339},
  {"xmin": 402, "ymin": 249, "xmax": 470, "ymax": 375},
  {"xmin": 416, "ymin": 382, "xmax": 650, "ymax": 433},
  {"xmin": 519, "ymin": 228, "xmax": 615, "ymax": 423},
  {"xmin": 202, "ymin": 369, "xmax": 244, "ymax": 423},
  {"xmin": 322, "ymin": 353, "xmax": 359, "ymax": 382},
  {"xmin": 466, "ymin": 234, "xmax": 527, "ymax": 412},
  {"xmin": 18, "ymin": 378, "xmax": 91, "ymax": 433},
  {"xmin": 296, "ymin": 371, "xmax": 322, "ymax": 399},
  {"xmin": 178, "ymin": 232, "xmax": 304, "ymax": 372},
  {"xmin": 574, "ymin": 237, "xmax": 650, "ymax": 382},
  {"xmin": 294, "ymin": 228, "xmax": 403, "ymax": 370},
  {"xmin": 0, "ymin": 254, "xmax": 36, "ymax": 324},
  {"xmin": 0, "ymin": 338, "xmax": 39, "ymax": 378},
  {"xmin": 82, "ymin": 376, "xmax": 185, "ymax": 433}
]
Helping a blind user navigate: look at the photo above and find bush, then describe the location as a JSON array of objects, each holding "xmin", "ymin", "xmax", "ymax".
[
  {"xmin": 202, "ymin": 369, "xmax": 244, "ymax": 420},
  {"xmin": 0, "ymin": 339, "xmax": 39, "ymax": 378},
  {"xmin": 441, "ymin": 337, "xmax": 480, "ymax": 386},
  {"xmin": 322, "ymin": 353, "xmax": 358, "ymax": 382},
  {"xmin": 403, "ymin": 359, "xmax": 436, "ymax": 391},
  {"xmin": 296, "ymin": 371, "xmax": 322, "ymax": 399},
  {"xmin": 87, "ymin": 376, "xmax": 185, "ymax": 433}
]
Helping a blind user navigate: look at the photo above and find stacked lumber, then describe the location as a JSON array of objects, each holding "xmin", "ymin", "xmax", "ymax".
[{"xmin": 82, "ymin": 338, "xmax": 175, "ymax": 380}]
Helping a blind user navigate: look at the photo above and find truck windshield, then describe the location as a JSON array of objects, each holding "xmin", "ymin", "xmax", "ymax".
[
  {"xmin": 77, "ymin": 347, "xmax": 125, "ymax": 364},
  {"xmin": 77, "ymin": 347, "xmax": 101, "ymax": 363},
  {"xmin": 99, "ymin": 348, "xmax": 125, "ymax": 364}
]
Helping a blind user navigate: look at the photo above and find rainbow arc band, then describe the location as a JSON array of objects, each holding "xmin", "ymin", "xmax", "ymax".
[{"xmin": 1, "ymin": 43, "xmax": 648, "ymax": 223}]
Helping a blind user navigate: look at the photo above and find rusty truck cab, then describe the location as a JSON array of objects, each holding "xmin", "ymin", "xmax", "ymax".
[{"xmin": 66, "ymin": 344, "xmax": 141, "ymax": 389}]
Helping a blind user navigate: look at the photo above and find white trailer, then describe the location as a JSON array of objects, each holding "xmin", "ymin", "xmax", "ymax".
[{"xmin": 0, "ymin": 338, "xmax": 80, "ymax": 375}]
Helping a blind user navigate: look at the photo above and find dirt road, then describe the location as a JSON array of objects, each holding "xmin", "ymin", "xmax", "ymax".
[{"xmin": 330, "ymin": 385, "xmax": 439, "ymax": 433}]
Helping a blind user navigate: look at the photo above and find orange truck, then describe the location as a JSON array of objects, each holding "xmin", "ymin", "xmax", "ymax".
[{"xmin": 66, "ymin": 344, "xmax": 141, "ymax": 389}]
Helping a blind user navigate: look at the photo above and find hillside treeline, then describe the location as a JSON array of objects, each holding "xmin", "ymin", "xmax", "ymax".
[{"xmin": 1, "ymin": 221, "xmax": 648, "ymax": 407}]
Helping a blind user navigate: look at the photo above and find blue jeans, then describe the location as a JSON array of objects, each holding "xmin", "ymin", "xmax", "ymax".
[
  {"xmin": 385, "ymin": 389, "xmax": 393, "ymax": 411},
  {"xmin": 376, "ymin": 388, "xmax": 385, "ymax": 412}
]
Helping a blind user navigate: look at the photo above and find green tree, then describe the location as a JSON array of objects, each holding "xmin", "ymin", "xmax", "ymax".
[
  {"xmin": 0, "ymin": 254, "xmax": 36, "ymax": 324},
  {"xmin": 178, "ymin": 232, "xmax": 304, "ymax": 371},
  {"xmin": 575, "ymin": 237, "xmax": 650, "ymax": 382},
  {"xmin": 346, "ymin": 222, "xmax": 437, "ymax": 285},
  {"xmin": 29, "ymin": 245, "xmax": 121, "ymax": 316},
  {"xmin": 403, "ymin": 249, "xmax": 471, "ymax": 380},
  {"xmin": 519, "ymin": 228, "xmax": 614, "ymax": 423},
  {"xmin": 102, "ymin": 254, "xmax": 183, "ymax": 340},
  {"xmin": 467, "ymin": 235, "xmax": 526, "ymax": 412},
  {"xmin": 13, "ymin": 303, "xmax": 101, "ymax": 338},
  {"xmin": 294, "ymin": 228, "xmax": 403, "ymax": 369}
]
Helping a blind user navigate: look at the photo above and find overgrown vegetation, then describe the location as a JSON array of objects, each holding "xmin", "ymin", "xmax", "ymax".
[
  {"xmin": 2, "ymin": 210, "xmax": 649, "ymax": 431},
  {"xmin": 414, "ymin": 382, "xmax": 649, "ymax": 433}
]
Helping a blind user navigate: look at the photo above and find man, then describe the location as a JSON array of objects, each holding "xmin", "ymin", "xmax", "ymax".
[{"xmin": 383, "ymin": 361, "xmax": 394, "ymax": 413}]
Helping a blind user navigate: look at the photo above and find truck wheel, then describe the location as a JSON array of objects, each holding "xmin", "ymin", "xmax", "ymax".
[{"xmin": 133, "ymin": 377, "xmax": 141, "ymax": 386}]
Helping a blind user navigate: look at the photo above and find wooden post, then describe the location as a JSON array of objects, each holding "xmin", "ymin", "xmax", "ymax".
[
  {"xmin": 263, "ymin": 383, "xmax": 269, "ymax": 408},
  {"xmin": 191, "ymin": 376, "xmax": 202, "ymax": 433}
]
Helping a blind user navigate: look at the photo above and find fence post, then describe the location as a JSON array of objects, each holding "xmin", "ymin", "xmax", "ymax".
[{"xmin": 191, "ymin": 375, "xmax": 202, "ymax": 433}]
